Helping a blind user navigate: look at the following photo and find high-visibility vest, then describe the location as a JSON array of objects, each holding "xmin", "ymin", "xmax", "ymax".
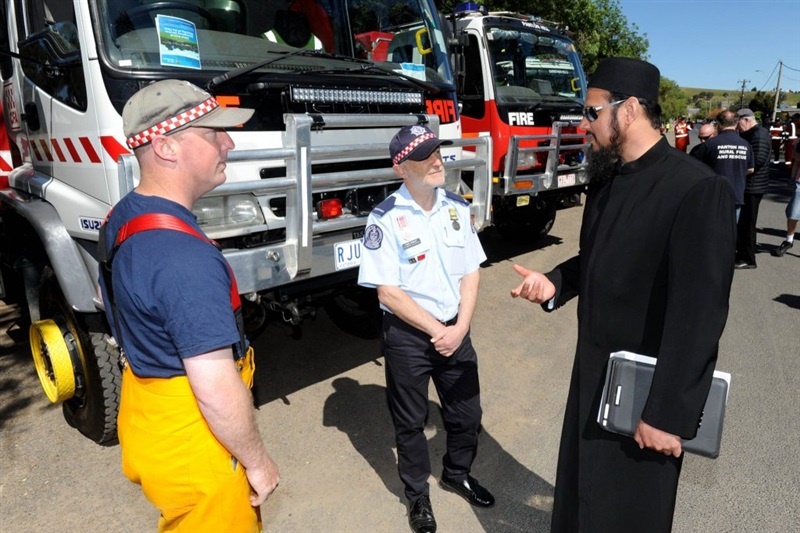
[
  {"xmin": 263, "ymin": 29, "xmax": 323, "ymax": 50},
  {"xmin": 785, "ymin": 122, "xmax": 798, "ymax": 140}
]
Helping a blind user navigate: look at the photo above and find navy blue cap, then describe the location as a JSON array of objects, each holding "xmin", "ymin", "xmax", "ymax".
[{"xmin": 390, "ymin": 125, "xmax": 452, "ymax": 165}]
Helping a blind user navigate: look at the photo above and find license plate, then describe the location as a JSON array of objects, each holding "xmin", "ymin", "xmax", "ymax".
[
  {"xmin": 558, "ymin": 173, "xmax": 576, "ymax": 187},
  {"xmin": 334, "ymin": 238, "xmax": 362, "ymax": 271}
]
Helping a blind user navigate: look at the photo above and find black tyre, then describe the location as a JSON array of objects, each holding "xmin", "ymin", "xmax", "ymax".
[
  {"xmin": 323, "ymin": 286, "xmax": 382, "ymax": 339},
  {"xmin": 39, "ymin": 272, "xmax": 120, "ymax": 445},
  {"xmin": 495, "ymin": 202, "xmax": 557, "ymax": 243}
]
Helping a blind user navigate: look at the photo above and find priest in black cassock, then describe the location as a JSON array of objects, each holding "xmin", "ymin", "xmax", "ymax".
[{"xmin": 510, "ymin": 58, "xmax": 736, "ymax": 532}]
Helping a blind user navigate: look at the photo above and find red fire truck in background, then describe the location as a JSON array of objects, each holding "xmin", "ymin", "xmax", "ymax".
[{"xmin": 449, "ymin": 4, "xmax": 589, "ymax": 241}]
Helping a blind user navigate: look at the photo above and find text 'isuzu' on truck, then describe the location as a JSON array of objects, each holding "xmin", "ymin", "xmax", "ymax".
[
  {"xmin": 0, "ymin": 0, "xmax": 492, "ymax": 444},
  {"xmin": 449, "ymin": 4, "xmax": 589, "ymax": 241}
]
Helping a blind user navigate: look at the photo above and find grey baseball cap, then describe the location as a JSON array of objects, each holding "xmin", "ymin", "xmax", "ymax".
[{"xmin": 123, "ymin": 79, "xmax": 254, "ymax": 149}]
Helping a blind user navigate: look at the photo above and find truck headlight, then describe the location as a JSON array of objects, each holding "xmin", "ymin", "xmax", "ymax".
[
  {"xmin": 193, "ymin": 194, "xmax": 265, "ymax": 233},
  {"xmin": 517, "ymin": 151, "xmax": 536, "ymax": 171}
]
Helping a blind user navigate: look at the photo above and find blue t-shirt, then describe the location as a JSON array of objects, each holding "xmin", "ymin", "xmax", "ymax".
[{"xmin": 99, "ymin": 192, "xmax": 241, "ymax": 378}]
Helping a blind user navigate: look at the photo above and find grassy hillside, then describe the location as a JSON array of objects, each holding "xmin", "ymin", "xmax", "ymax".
[
  {"xmin": 683, "ymin": 87, "xmax": 742, "ymax": 98},
  {"xmin": 683, "ymin": 87, "xmax": 799, "ymax": 108},
  {"xmin": 683, "ymin": 87, "xmax": 753, "ymax": 105}
]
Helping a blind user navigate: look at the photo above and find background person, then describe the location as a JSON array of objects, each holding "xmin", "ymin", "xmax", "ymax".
[
  {"xmin": 510, "ymin": 58, "xmax": 735, "ymax": 533},
  {"xmin": 784, "ymin": 113, "xmax": 799, "ymax": 167},
  {"xmin": 703, "ymin": 109, "xmax": 754, "ymax": 221},
  {"xmin": 735, "ymin": 108, "xmax": 771, "ymax": 269},
  {"xmin": 690, "ymin": 122, "xmax": 717, "ymax": 161},
  {"xmin": 770, "ymin": 117, "xmax": 784, "ymax": 164},
  {"xmin": 358, "ymin": 125, "xmax": 494, "ymax": 533},
  {"xmin": 773, "ymin": 138, "xmax": 800, "ymax": 257},
  {"xmin": 673, "ymin": 116, "xmax": 692, "ymax": 152},
  {"xmin": 99, "ymin": 80, "xmax": 280, "ymax": 532}
]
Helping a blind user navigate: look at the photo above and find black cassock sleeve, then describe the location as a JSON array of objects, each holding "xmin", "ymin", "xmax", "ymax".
[
  {"xmin": 641, "ymin": 175, "xmax": 736, "ymax": 438},
  {"xmin": 542, "ymin": 255, "xmax": 580, "ymax": 312}
]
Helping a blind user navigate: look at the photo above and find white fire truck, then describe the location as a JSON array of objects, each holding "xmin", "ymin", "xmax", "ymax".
[
  {"xmin": 449, "ymin": 4, "xmax": 589, "ymax": 240},
  {"xmin": 0, "ymin": 0, "xmax": 491, "ymax": 444}
]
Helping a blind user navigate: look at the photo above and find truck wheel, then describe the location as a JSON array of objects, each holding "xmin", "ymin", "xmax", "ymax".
[
  {"xmin": 323, "ymin": 286, "xmax": 382, "ymax": 339},
  {"xmin": 36, "ymin": 274, "xmax": 120, "ymax": 445},
  {"xmin": 496, "ymin": 202, "xmax": 557, "ymax": 243}
]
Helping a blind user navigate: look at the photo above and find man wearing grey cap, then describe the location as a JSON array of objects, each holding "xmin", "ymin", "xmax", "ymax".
[
  {"xmin": 98, "ymin": 80, "xmax": 279, "ymax": 531},
  {"xmin": 358, "ymin": 124, "xmax": 493, "ymax": 533},
  {"xmin": 511, "ymin": 57, "xmax": 735, "ymax": 532},
  {"xmin": 735, "ymin": 108, "xmax": 771, "ymax": 269}
]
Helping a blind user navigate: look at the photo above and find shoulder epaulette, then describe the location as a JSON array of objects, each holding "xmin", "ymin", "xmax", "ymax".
[
  {"xmin": 444, "ymin": 190, "xmax": 469, "ymax": 206},
  {"xmin": 372, "ymin": 195, "xmax": 396, "ymax": 217}
]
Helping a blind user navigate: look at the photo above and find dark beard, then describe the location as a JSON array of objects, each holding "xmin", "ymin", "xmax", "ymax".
[{"xmin": 586, "ymin": 112, "xmax": 623, "ymax": 185}]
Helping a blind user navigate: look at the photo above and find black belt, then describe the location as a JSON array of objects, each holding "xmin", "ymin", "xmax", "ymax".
[
  {"xmin": 383, "ymin": 312, "xmax": 458, "ymax": 327},
  {"xmin": 440, "ymin": 315, "xmax": 458, "ymax": 326}
]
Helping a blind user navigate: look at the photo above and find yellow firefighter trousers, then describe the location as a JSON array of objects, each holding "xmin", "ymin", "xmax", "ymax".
[{"xmin": 118, "ymin": 347, "xmax": 260, "ymax": 532}]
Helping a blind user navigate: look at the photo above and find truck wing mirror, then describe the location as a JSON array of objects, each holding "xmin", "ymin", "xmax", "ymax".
[{"xmin": 18, "ymin": 21, "xmax": 82, "ymax": 71}]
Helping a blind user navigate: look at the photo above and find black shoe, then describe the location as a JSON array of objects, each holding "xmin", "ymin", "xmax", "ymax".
[
  {"xmin": 772, "ymin": 240, "xmax": 793, "ymax": 257},
  {"xmin": 734, "ymin": 261, "xmax": 757, "ymax": 269},
  {"xmin": 408, "ymin": 495, "xmax": 436, "ymax": 533},
  {"xmin": 439, "ymin": 475, "xmax": 495, "ymax": 508}
]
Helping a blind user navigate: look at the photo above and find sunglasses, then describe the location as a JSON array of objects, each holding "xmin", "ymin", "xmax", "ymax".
[{"xmin": 582, "ymin": 99, "xmax": 627, "ymax": 122}]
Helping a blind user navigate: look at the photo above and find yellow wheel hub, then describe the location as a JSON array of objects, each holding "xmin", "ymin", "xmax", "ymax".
[{"xmin": 29, "ymin": 319, "xmax": 77, "ymax": 403}]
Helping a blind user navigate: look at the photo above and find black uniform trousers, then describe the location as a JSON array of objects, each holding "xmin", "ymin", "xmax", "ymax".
[
  {"xmin": 382, "ymin": 312, "xmax": 482, "ymax": 502},
  {"xmin": 736, "ymin": 192, "xmax": 763, "ymax": 265}
]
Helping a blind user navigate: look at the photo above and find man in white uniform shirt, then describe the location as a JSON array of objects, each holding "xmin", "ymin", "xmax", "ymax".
[{"xmin": 358, "ymin": 125, "xmax": 493, "ymax": 533}]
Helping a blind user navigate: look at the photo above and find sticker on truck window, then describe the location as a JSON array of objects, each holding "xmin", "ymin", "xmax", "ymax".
[{"xmin": 157, "ymin": 15, "xmax": 201, "ymax": 70}]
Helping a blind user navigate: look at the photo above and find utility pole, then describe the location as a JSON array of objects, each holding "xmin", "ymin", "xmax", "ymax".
[
  {"xmin": 771, "ymin": 60, "xmax": 783, "ymax": 121},
  {"xmin": 738, "ymin": 78, "xmax": 750, "ymax": 109}
]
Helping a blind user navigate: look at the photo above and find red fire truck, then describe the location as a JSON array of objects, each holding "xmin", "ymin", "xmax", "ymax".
[{"xmin": 449, "ymin": 4, "xmax": 589, "ymax": 240}]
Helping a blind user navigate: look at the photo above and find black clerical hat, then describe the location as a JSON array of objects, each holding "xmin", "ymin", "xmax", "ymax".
[{"xmin": 588, "ymin": 57, "xmax": 660, "ymax": 102}]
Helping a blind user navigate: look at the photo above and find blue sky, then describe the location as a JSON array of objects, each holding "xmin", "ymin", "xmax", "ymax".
[{"xmin": 618, "ymin": 0, "xmax": 800, "ymax": 95}]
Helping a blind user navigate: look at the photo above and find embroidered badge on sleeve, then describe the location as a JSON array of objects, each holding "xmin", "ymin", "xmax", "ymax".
[{"xmin": 364, "ymin": 224, "xmax": 383, "ymax": 250}]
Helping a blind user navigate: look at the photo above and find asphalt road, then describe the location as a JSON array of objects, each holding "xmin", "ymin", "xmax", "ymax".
[{"xmin": 1, "ymin": 164, "xmax": 798, "ymax": 532}]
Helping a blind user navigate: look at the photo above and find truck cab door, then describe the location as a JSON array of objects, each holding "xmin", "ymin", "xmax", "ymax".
[{"xmin": 16, "ymin": 1, "xmax": 87, "ymax": 177}]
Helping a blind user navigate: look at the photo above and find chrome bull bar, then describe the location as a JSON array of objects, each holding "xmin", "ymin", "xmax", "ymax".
[{"xmin": 117, "ymin": 113, "xmax": 492, "ymax": 294}]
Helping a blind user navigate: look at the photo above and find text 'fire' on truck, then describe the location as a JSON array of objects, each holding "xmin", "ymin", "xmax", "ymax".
[
  {"xmin": 0, "ymin": 0, "xmax": 492, "ymax": 445},
  {"xmin": 448, "ymin": 4, "xmax": 589, "ymax": 241}
]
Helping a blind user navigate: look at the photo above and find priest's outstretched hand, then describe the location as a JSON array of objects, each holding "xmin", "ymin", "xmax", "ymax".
[{"xmin": 510, "ymin": 264, "xmax": 556, "ymax": 303}]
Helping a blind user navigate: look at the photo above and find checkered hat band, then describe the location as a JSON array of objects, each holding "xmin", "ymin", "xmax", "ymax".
[
  {"xmin": 393, "ymin": 132, "xmax": 436, "ymax": 165},
  {"xmin": 126, "ymin": 97, "xmax": 220, "ymax": 149}
]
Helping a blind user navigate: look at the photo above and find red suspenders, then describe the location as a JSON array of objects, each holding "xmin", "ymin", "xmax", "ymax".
[
  {"xmin": 112, "ymin": 213, "xmax": 241, "ymax": 312},
  {"xmin": 100, "ymin": 213, "xmax": 247, "ymax": 358}
]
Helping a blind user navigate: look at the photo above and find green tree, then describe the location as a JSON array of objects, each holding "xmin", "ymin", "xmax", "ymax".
[
  {"xmin": 481, "ymin": 0, "xmax": 649, "ymax": 73},
  {"xmin": 746, "ymin": 91, "xmax": 775, "ymax": 116},
  {"xmin": 659, "ymin": 77, "xmax": 687, "ymax": 121}
]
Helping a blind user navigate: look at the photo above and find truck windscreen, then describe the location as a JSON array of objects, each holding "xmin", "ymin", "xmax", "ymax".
[
  {"xmin": 95, "ymin": 0, "xmax": 454, "ymax": 85},
  {"xmin": 485, "ymin": 25, "xmax": 586, "ymax": 105}
]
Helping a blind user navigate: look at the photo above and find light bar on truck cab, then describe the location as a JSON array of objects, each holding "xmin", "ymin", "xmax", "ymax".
[
  {"xmin": 454, "ymin": 2, "xmax": 488, "ymax": 14},
  {"xmin": 290, "ymin": 87, "xmax": 423, "ymax": 106}
]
